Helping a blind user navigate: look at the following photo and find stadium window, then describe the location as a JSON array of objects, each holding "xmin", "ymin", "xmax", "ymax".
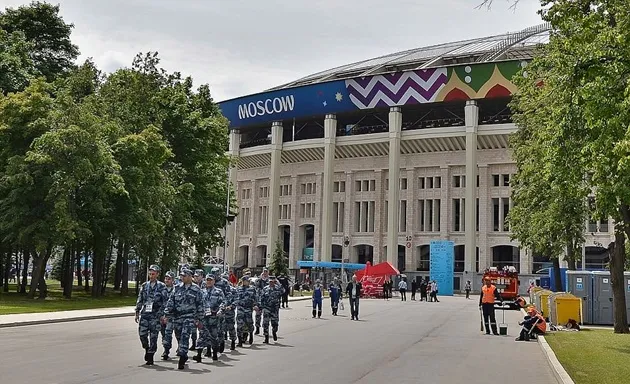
[
  {"xmin": 400, "ymin": 178, "xmax": 408, "ymax": 190},
  {"xmin": 369, "ymin": 180, "xmax": 376, "ymax": 191},
  {"xmin": 419, "ymin": 177, "xmax": 426, "ymax": 189},
  {"xmin": 435, "ymin": 176, "xmax": 441, "ymax": 189},
  {"xmin": 503, "ymin": 174, "xmax": 510, "ymax": 187},
  {"xmin": 427, "ymin": 177, "xmax": 433, "ymax": 189},
  {"xmin": 493, "ymin": 174, "xmax": 500, "ymax": 187},
  {"xmin": 355, "ymin": 181, "xmax": 362, "ymax": 192},
  {"xmin": 453, "ymin": 176, "xmax": 461, "ymax": 188}
]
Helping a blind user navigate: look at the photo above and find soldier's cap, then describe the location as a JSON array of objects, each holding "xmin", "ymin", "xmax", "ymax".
[
  {"xmin": 149, "ymin": 264, "xmax": 160, "ymax": 272},
  {"xmin": 221, "ymin": 272, "xmax": 229, "ymax": 279},
  {"xmin": 194, "ymin": 269, "xmax": 204, "ymax": 277},
  {"xmin": 181, "ymin": 263, "xmax": 190, "ymax": 269},
  {"xmin": 262, "ymin": 267, "xmax": 268, "ymax": 272},
  {"xmin": 206, "ymin": 274, "xmax": 215, "ymax": 280},
  {"xmin": 180, "ymin": 268, "xmax": 193, "ymax": 277},
  {"xmin": 211, "ymin": 267, "xmax": 220, "ymax": 273},
  {"xmin": 269, "ymin": 275, "xmax": 277, "ymax": 281},
  {"xmin": 165, "ymin": 271, "xmax": 175, "ymax": 279},
  {"xmin": 241, "ymin": 275, "xmax": 250, "ymax": 282}
]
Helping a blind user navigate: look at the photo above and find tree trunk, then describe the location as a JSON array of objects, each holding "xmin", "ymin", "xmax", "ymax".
[
  {"xmin": 63, "ymin": 243, "xmax": 74, "ymax": 299},
  {"xmin": 3, "ymin": 248, "xmax": 11, "ymax": 292},
  {"xmin": 612, "ymin": 229, "xmax": 630, "ymax": 333},
  {"xmin": 121, "ymin": 242, "xmax": 129, "ymax": 296},
  {"xmin": 91, "ymin": 234, "xmax": 108, "ymax": 298},
  {"xmin": 84, "ymin": 250, "xmax": 90, "ymax": 292},
  {"xmin": 101, "ymin": 239, "xmax": 114, "ymax": 295},
  {"xmin": 0, "ymin": 246, "xmax": 5, "ymax": 289},
  {"xmin": 20, "ymin": 249, "xmax": 30, "ymax": 294},
  {"xmin": 75, "ymin": 246, "xmax": 82, "ymax": 287},
  {"xmin": 552, "ymin": 257, "xmax": 562, "ymax": 292},
  {"xmin": 114, "ymin": 240, "xmax": 123, "ymax": 290},
  {"xmin": 27, "ymin": 245, "xmax": 52, "ymax": 299},
  {"xmin": 566, "ymin": 243, "xmax": 577, "ymax": 270}
]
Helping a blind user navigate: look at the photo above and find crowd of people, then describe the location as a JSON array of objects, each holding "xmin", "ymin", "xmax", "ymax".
[
  {"xmin": 134, "ymin": 264, "xmax": 285, "ymax": 370},
  {"xmin": 381, "ymin": 277, "xmax": 440, "ymax": 302}
]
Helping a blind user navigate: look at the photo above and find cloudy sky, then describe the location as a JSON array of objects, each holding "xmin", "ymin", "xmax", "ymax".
[{"xmin": 2, "ymin": 0, "xmax": 543, "ymax": 101}]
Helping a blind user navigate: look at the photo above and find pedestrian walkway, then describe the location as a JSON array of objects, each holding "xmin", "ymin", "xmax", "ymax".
[{"xmin": 0, "ymin": 295, "xmax": 310, "ymax": 328}]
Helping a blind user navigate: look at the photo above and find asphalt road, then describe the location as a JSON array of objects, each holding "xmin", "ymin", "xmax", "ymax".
[{"xmin": 0, "ymin": 296, "xmax": 557, "ymax": 384}]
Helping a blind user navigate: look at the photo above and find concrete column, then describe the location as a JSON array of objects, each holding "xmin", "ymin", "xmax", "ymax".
[
  {"xmin": 313, "ymin": 173, "xmax": 323, "ymax": 261},
  {"xmin": 289, "ymin": 176, "xmax": 299, "ymax": 268},
  {"xmin": 520, "ymin": 247, "xmax": 532, "ymax": 274},
  {"xmin": 249, "ymin": 179, "xmax": 259, "ymax": 268},
  {"xmin": 320, "ymin": 115, "xmax": 337, "ymax": 263},
  {"xmin": 266, "ymin": 122, "xmax": 283, "ymax": 265},
  {"xmin": 581, "ymin": 244, "xmax": 586, "ymax": 270},
  {"xmin": 464, "ymin": 100, "xmax": 479, "ymax": 274},
  {"xmin": 227, "ymin": 130, "xmax": 240, "ymax": 267},
  {"xmin": 374, "ymin": 170, "xmax": 384, "ymax": 263},
  {"xmin": 440, "ymin": 166, "xmax": 450, "ymax": 239},
  {"xmin": 343, "ymin": 171, "xmax": 353, "ymax": 263},
  {"xmin": 478, "ymin": 164, "xmax": 489, "ymax": 272},
  {"xmin": 386, "ymin": 107, "xmax": 402, "ymax": 265}
]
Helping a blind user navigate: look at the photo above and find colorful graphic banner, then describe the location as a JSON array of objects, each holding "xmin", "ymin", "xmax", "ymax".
[{"xmin": 218, "ymin": 60, "xmax": 528, "ymax": 129}]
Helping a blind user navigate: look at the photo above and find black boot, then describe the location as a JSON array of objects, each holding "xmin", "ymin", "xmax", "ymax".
[
  {"xmin": 318, "ymin": 310, "xmax": 322, "ymax": 318},
  {"xmin": 192, "ymin": 349, "xmax": 203, "ymax": 363},
  {"xmin": 237, "ymin": 337, "xmax": 243, "ymax": 347},
  {"xmin": 491, "ymin": 324, "xmax": 499, "ymax": 335},
  {"xmin": 178, "ymin": 355, "xmax": 188, "ymax": 370},
  {"xmin": 255, "ymin": 326, "xmax": 260, "ymax": 335},
  {"xmin": 161, "ymin": 349, "xmax": 170, "ymax": 361},
  {"xmin": 312, "ymin": 309, "xmax": 316, "ymax": 318},
  {"xmin": 248, "ymin": 332, "xmax": 253, "ymax": 345},
  {"xmin": 212, "ymin": 350, "xmax": 218, "ymax": 361},
  {"xmin": 264, "ymin": 334, "xmax": 269, "ymax": 344},
  {"xmin": 230, "ymin": 339, "xmax": 236, "ymax": 350},
  {"xmin": 145, "ymin": 352, "xmax": 154, "ymax": 365},
  {"xmin": 272, "ymin": 330, "xmax": 278, "ymax": 341},
  {"xmin": 484, "ymin": 323, "xmax": 491, "ymax": 335},
  {"xmin": 191, "ymin": 339, "xmax": 197, "ymax": 352},
  {"xmin": 143, "ymin": 350, "xmax": 149, "ymax": 362},
  {"xmin": 205, "ymin": 347, "xmax": 211, "ymax": 358},
  {"xmin": 219, "ymin": 341, "xmax": 225, "ymax": 353}
]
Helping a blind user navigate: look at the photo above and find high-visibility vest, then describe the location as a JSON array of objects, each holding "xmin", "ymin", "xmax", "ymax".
[
  {"xmin": 535, "ymin": 314, "xmax": 547, "ymax": 332},
  {"xmin": 516, "ymin": 297, "xmax": 526, "ymax": 308},
  {"xmin": 481, "ymin": 285, "xmax": 497, "ymax": 304}
]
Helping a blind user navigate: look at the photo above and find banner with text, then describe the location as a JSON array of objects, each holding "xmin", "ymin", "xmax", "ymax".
[{"xmin": 430, "ymin": 240, "xmax": 455, "ymax": 296}]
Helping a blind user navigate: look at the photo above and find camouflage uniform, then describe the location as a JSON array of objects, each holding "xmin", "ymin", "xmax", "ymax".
[
  {"xmin": 260, "ymin": 277, "xmax": 284, "ymax": 343},
  {"xmin": 196, "ymin": 277, "xmax": 225, "ymax": 359},
  {"xmin": 235, "ymin": 276, "xmax": 259, "ymax": 345},
  {"xmin": 164, "ymin": 270, "xmax": 204, "ymax": 368},
  {"xmin": 189, "ymin": 269, "xmax": 205, "ymax": 350},
  {"xmin": 135, "ymin": 273, "xmax": 168, "ymax": 358},
  {"xmin": 213, "ymin": 269, "xmax": 231, "ymax": 348},
  {"xmin": 223, "ymin": 284, "xmax": 238, "ymax": 348},
  {"xmin": 255, "ymin": 272, "xmax": 270, "ymax": 332},
  {"xmin": 160, "ymin": 272, "xmax": 176, "ymax": 359}
]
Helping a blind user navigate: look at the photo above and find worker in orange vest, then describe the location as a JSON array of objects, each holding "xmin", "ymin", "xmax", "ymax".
[
  {"xmin": 516, "ymin": 306, "xmax": 546, "ymax": 341},
  {"xmin": 479, "ymin": 277, "xmax": 501, "ymax": 335},
  {"xmin": 514, "ymin": 295, "xmax": 526, "ymax": 309}
]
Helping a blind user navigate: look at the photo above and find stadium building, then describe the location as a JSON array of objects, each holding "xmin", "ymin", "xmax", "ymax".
[{"xmin": 215, "ymin": 23, "xmax": 614, "ymax": 287}]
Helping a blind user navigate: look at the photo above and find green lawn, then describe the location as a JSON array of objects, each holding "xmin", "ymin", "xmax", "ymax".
[
  {"xmin": 0, "ymin": 280, "xmax": 136, "ymax": 315},
  {"xmin": 545, "ymin": 329, "xmax": 630, "ymax": 384}
]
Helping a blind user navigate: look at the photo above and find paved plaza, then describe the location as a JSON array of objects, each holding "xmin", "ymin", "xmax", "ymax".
[{"xmin": 0, "ymin": 296, "xmax": 557, "ymax": 383}]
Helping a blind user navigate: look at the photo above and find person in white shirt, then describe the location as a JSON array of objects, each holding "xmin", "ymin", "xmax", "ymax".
[
  {"xmin": 430, "ymin": 280, "xmax": 440, "ymax": 302},
  {"xmin": 398, "ymin": 278, "xmax": 408, "ymax": 301}
]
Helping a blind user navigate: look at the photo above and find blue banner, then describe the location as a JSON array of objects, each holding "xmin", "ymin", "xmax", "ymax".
[
  {"xmin": 218, "ymin": 80, "xmax": 356, "ymax": 128},
  {"xmin": 430, "ymin": 240, "xmax": 454, "ymax": 296}
]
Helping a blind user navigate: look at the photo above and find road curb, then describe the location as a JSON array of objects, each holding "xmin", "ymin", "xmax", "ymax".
[
  {"xmin": 538, "ymin": 335, "xmax": 575, "ymax": 384},
  {"xmin": 0, "ymin": 296, "xmax": 313, "ymax": 328}
]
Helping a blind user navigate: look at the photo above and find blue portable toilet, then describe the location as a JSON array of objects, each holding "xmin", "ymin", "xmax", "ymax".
[
  {"xmin": 540, "ymin": 276, "xmax": 551, "ymax": 290},
  {"xmin": 549, "ymin": 267, "xmax": 568, "ymax": 292}
]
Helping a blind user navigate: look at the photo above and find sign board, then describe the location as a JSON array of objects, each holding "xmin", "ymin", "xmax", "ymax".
[
  {"xmin": 576, "ymin": 283, "xmax": 583, "ymax": 291},
  {"xmin": 576, "ymin": 278, "xmax": 583, "ymax": 283},
  {"xmin": 603, "ymin": 278, "xmax": 609, "ymax": 284},
  {"xmin": 430, "ymin": 240, "xmax": 455, "ymax": 296}
]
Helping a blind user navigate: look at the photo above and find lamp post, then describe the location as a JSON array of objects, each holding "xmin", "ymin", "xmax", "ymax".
[{"xmin": 223, "ymin": 168, "xmax": 236, "ymax": 274}]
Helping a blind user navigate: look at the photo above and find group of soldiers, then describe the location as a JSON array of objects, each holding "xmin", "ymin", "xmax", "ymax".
[{"xmin": 135, "ymin": 264, "xmax": 284, "ymax": 370}]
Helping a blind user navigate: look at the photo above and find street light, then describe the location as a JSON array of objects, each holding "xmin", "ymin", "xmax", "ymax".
[{"xmin": 223, "ymin": 167, "xmax": 237, "ymax": 274}]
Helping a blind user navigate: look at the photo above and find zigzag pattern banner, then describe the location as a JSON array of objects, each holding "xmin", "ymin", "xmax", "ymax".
[{"xmin": 345, "ymin": 68, "xmax": 448, "ymax": 109}]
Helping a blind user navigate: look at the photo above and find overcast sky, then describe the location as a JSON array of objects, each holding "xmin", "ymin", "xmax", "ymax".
[{"xmin": 1, "ymin": 0, "xmax": 543, "ymax": 101}]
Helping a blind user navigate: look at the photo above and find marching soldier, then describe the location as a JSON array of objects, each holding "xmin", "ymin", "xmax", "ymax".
[
  {"xmin": 194, "ymin": 274, "xmax": 225, "ymax": 363},
  {"xmin": 235, "ymin": 275, "xmax": 259, "ymax": 346},
  {"xmin": 135, "ymin": 265, "xmax": 168, "ymax": 365},
  {"xmin": 260, "ymin": 276, "xmax": 284, "ymax": 344},
  {"xmin": 161, "ymin": 271, "xmax": 176, "ymax": 360},
  {"xmin": 189, "ymin": 269, "xmax": 205, "ymax": 351},
  {"xmin": 254, "ymin": 267, "xmax": 270, "ymax": 335},
  {"xmin": 163, "ymin": 268, "xmax": 205, "ymax": 370},
  {"xmin": 222, "ymin": 276, "xmax": 238, "ymax": 350},
  {"xmin": 213, "ymin": 267, "xmax": 231, "ymax": 353}
]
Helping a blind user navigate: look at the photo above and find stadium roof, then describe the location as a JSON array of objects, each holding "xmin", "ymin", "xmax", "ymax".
[{"xmin": 268, "ymin": 23, "xmax": 550, "ymax": 92}]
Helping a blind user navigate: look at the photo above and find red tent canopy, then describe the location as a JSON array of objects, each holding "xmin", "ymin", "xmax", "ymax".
[{"xmin": 354, "ymin": 261, "xmax": 399, "ymax": 279}]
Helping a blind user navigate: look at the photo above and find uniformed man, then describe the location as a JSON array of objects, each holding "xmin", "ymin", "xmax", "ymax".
[
  {"xmin": 222, "ymin": 275, "xmax": 238, "ymax": 350},
  {"xmin": 194, "ymin": 274, "xmax": 225, "ymax": 363},
  {"xmin": 213, "ymin": 267, "xmax": 230, "ymax": 353},
  {"xmin": 312, "ymin": 279, "xmax": 324, "ymax": 318},
  {"xmin": 278, "ymin": 274, "xmax": 290, "ymax": 308},
  {"xmin": 161, "ymin": 271, "xmax": 176, "ymax": 360},
  {"xmin": 235, "ymin": 275, "xmax": 259, "ymax": 346},
  {"xmin": 189, "ymin": 268, "xmax": 205, "ymax": 351},
  {"xmin": 163, "ymin": 268, "xmax": 205, "ymax": 370},
  {"xmin": 254, "ymin": 267, "xmax": 270, "ymax": 334},
  {"xmin": 260, "ymin": 276, "xmax": 284, "ymax": 344},
  {"xmin": 135, "ymin": 265, "xmax": 168, "ymax": 365},
  {"xmin": 329, "ymin": 277, "xmax": 343, "ymax": 316}
]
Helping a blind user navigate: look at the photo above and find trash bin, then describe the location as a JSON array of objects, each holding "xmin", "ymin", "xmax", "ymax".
[
  {"xmin": 549, "ymin": 292, "xmax": 582, "ymax": 325},
  {"xmin": 533, "ymin": 289, "xmax": 553, "ymax": 318},
  {"xmin": 529, "ymin": 286, "xmax": 543, "ymax": 305},
  {"xmin": 593, "ymin": 271, "xmax": 614, "ymax": 325},
  {"xmin": 567, "ymin": 270, "xmax": 593, "ymax": 324}
]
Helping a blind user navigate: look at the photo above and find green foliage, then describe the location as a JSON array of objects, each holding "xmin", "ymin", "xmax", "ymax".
[
  {"xmin": 269, "ymin": 240, "xmax": 289, "ymax": 277},
  {"xmin": 0, "ymin": 2, "xmax": 230, "ymax": 299}
]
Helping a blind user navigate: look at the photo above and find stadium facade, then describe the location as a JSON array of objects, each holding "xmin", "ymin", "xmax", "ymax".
[{"xmin": 214, "ymin": 23, "xmax": 614, "ymax": 285}]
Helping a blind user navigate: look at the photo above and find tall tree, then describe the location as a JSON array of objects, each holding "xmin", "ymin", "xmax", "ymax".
[
  {"xmin": 0, "ymin": 1, "xmax": 79, "ymax": 82},
  {"xmin": 510, "ymin": 0, "xmax": 629, "ymax": 333}
]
